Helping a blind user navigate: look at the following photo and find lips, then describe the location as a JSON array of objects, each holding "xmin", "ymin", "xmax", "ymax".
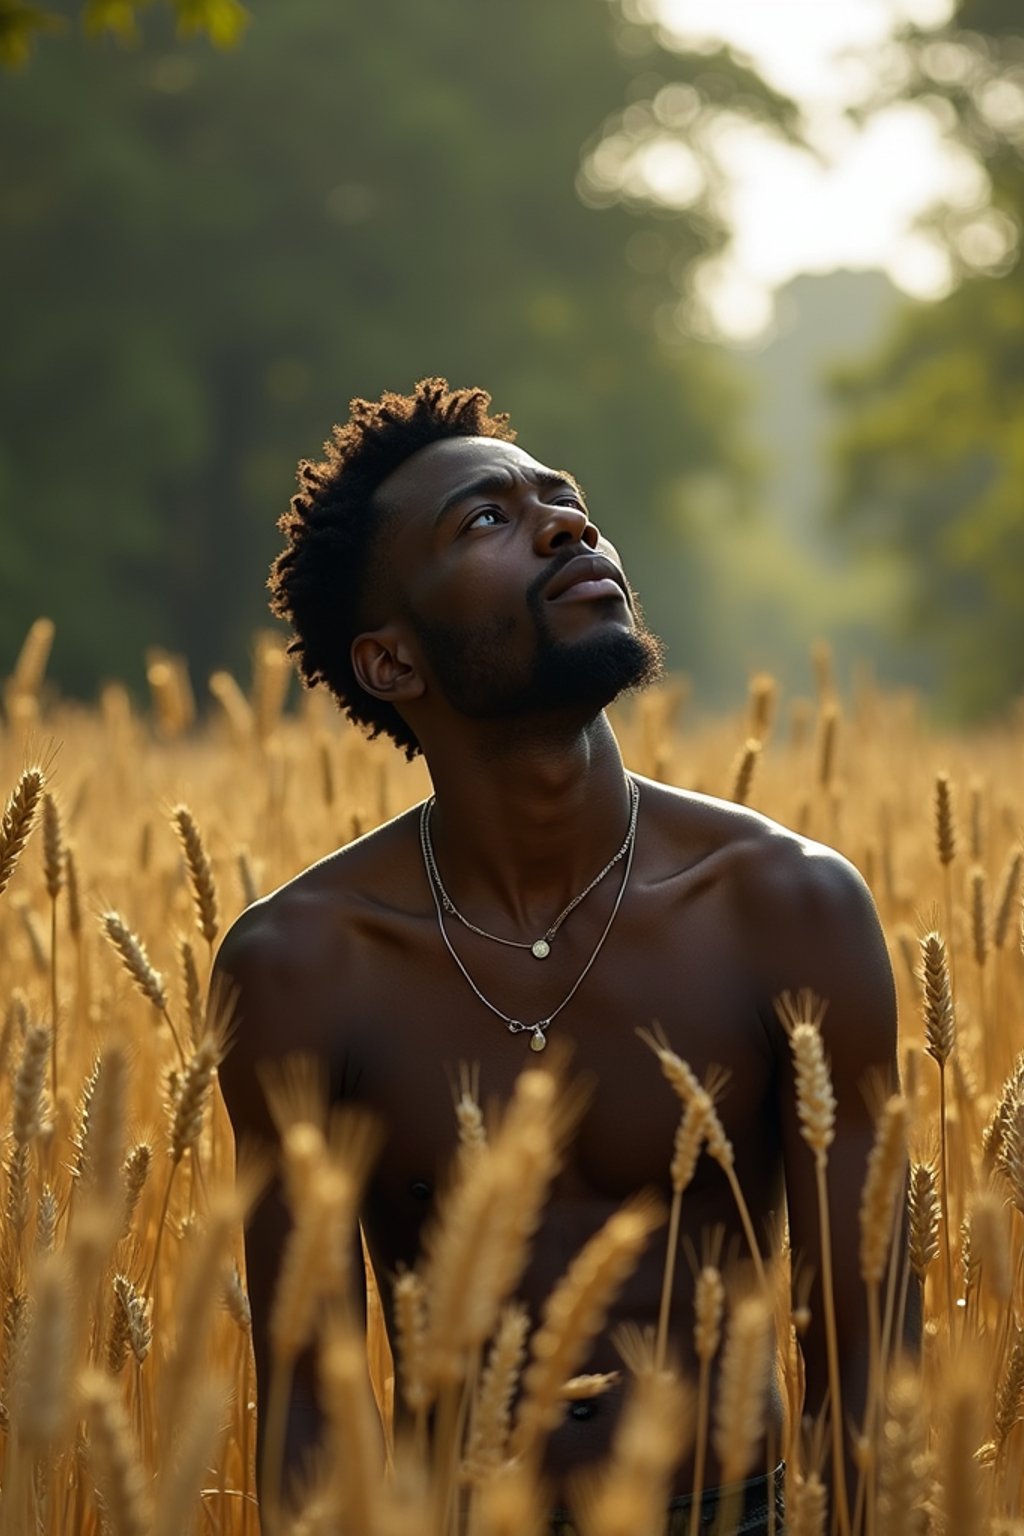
[{"xmin": 544, "ymin": 555, "xmax": 628, "ymax": 603}]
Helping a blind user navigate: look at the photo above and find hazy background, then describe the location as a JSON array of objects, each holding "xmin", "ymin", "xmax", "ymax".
[{"xmin": 2, "ymin": 0, "xmax": 1022, "ymax": 721}]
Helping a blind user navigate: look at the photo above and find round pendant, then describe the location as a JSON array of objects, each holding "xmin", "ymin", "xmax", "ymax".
[
  {"xmin": 530, "ymin": 1030, "xmax": 547, "ymax": 1052},
  {"xmin": 532, "ymin": 939, "xmax": 551, "ymax": 960}
]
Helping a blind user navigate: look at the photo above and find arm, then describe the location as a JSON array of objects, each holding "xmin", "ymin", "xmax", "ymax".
[
  {"xmin": 214, "ymin": 898, "xmax": 368, "ymax": 1491},
  {"xmin": 749, "ymin": 839, "xmax": 907, "ymax": 1502}
]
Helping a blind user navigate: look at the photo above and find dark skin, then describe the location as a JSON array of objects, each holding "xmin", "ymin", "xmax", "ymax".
[{"xmin": 216, "ymin": 435, "xmax": 901, "ymax": 1507}]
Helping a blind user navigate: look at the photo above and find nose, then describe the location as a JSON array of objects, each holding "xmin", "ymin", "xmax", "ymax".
[{"xmin": 533, "ymin": 500, "xmax": 600, "ymax": 555}]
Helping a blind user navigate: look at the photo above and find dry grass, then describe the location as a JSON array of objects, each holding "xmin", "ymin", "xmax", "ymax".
[{"xmin": 1, "ymin": 623, "xmax": 1024, "ymax": 1533}]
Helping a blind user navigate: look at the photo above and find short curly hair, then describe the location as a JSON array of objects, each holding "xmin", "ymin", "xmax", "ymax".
[{"xmin": 269, "ymin": 377, "xmax": 517, "ymax": 758}]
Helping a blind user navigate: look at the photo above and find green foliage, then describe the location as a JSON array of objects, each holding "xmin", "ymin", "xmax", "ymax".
[
  {"xmin": 832, "ymin": 0, "xmax": 1024, "ymax": 719},
  {"xmin": 0, "ymin": 0, "xmax": 247, "ymax": 68},
  {"xmin": 0, "ymin": 0, "xmax": 797, "ymax": 703}
]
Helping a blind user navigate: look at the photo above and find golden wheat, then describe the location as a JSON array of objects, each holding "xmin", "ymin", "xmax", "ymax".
[{"xmin": 1, "ymin": 632, "xmax": 1024, "ymax": 1533}]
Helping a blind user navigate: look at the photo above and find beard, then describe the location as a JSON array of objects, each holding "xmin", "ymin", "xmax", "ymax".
[{"xmin": 411, "ymin": 577, "xmax": 664, "ymax": 725}]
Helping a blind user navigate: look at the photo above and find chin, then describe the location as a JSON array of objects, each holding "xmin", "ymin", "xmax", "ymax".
[{"xmin": 534, "ymin": 626, "xmax": 665, "ymax": 714}]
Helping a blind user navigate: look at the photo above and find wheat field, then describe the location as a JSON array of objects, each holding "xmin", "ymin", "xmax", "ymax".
[{"xmin": 1, "ymin": 617, "xmax": 1023, "ymax": 1535}]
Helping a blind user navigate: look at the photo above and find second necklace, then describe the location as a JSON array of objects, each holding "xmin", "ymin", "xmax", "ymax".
[{"xmin": 421, "ymin": 775, "xmax": 640, "ymax": 959}]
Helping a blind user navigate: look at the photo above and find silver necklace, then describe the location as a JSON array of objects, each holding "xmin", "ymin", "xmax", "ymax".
[
  {"xmin": 421, "ymin": 776, "xmax": 639, "ymax": 959},
  {"xmin": 418, "ymin": 781, "xmax": 640, "ymax": 1052}
]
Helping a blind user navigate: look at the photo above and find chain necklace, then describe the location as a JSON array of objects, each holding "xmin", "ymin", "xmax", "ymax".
[
  {"xmin": 418, "ymin": 780, "xmax": 640, "ymax": 1052},
  {"xmin": 421, "ymin": 776, "xmax": 639, "ymax": 960}
]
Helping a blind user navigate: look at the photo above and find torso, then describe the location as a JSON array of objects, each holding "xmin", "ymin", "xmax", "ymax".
[{"xmin": 239, "ymin": 777, "xmax": 807, "ymax": 1495}]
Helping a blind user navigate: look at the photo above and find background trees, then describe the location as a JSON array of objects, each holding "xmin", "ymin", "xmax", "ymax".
[
  {"xmin": 831, "ymin": 0, "xmax": 1024, "ymax": 718},
  {"xmin": 0, "ymin": 0, "xmax": 794, "ymax": 699}
]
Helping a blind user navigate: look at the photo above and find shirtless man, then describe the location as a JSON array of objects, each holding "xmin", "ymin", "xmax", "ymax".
[{"xmin": 216, "ymin": 378, "xmax": 901, "ymax": 1532}]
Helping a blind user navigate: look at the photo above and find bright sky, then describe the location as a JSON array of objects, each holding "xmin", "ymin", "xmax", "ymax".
[{"xmin": 653, "ymin": 0, "xmax": 980, "ymax": 338}]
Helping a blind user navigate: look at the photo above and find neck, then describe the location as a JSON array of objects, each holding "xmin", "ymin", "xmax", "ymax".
[{"xmin": 420, "ymin": 713, "xmax": 632, "ymax": 930}]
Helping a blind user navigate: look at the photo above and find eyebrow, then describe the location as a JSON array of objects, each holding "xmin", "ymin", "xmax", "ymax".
[{"xmin": 433, "ymin": 467, "xmax": 587, "ymax": 527}]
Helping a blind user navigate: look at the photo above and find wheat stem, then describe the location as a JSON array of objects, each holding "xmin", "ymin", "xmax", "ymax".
[
  {"xmin": 656, "ymin": 1187, "xmax": 682, "ymax": 1372},
  {"xmin": 815, "ymin": 1156, "xmax": 850, "ymax": 1536}
]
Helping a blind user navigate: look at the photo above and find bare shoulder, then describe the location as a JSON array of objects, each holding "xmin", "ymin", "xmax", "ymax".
[
  {"xmin": 640, "ymin": 774, "xmax": 867, "ymax": 907},
  {"xmin": 640, "ymin": 777, "xmax": 892, "ymax": 1051},
  {"xmin": 213, "ymin": 806, "xmax": 423, "ymax": 1130}
]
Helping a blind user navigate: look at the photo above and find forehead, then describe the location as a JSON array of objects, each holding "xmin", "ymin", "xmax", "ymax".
[{"xmin": 375, "ymin": 436, "xmax": 557, "ymax": 521}]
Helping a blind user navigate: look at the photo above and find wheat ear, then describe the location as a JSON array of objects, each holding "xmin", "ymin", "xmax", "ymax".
[
  {"xmin": 712, "ymin": 1290, "xmax": 774, "ymax": 1499},
  {"xmin": 689, "ymin": 1263, "xmax": 724, "ymax": 1536},
  {"xmin": 920, "ymin": 930, "xmax": 956, "ymax": 1327},
  {"xmin": 77, "ymin": 1042, "xmax": 127, "ymax": 1209},
  {"xmin": 101, "ymin": 910, "xmax": 186, "ymax": 1065},
  {"xmin": 152, "ymin": 1379, "xmax": 228, "ymax": 1536},
  {"xmin": 993, "ymin": 850, "xmax": 1022, "ymax": 950},
  {"xmin": 934, "ymin": 773, "xmax": 958, "ymax": 994},
  {"xmin": 875, "ymin": 1366, "xmax": 928, "ymax": 1536},
  {"xmin": 393, "ymin": 1268, "xmax": 431, "ymax": 1426},
  {"xmin": 8, "ymin": 617, "xmax": 54, "ymax": 698},
  {"xmin": 777, "ymin": 991, "xmax": 849, "ymax": 1536},
  {"xmin": 730, "ymin": 738, "xmax": 761, "ymax": 805},
  {"xmin": 907, "ymin": 1161, "xmax": 939, "ymax": 1296},
  {"xmin": 454, "ymin": 1061, "xmax": 487, "ymax": 1176},
  {"xmin": 788, "ymin": 1472, "xmax": 827, "ymax": 1536},
  {"xmin": 463, "ymin": 1304, "xmax": 529, "ymax": 1484},
  {"xmin": 34, "ymin": 1184, "xmax": 58, "ymax": 1257},
  {"xmin": 657, "ymin": 1091, "xmax": 709, "ymax": 1370},
  {"xmin": 994, "ymin": 1328, "xmax": 1024, "ymax": 1472},
  {"xmin": 585, "ymin": 1348, "xmax": 691, "ymax": 1536},
  {"xmin": 120, "ymin": 1143, "xmax": 152, "ymax": 1239},
  {"xmin": 179, "ymin": 936, "xmax": 205, "ymax": 1047},
  {"xmin": 470, "ymin": 1462, "xmax": 545, "ymax": 1536},
  {"xmin": 423, "ymin": 1066, "xmax": 563, "ymax": 1392},
  {"xmin": 41, "ymin": 790, "xmax": 64, "ymax": 1101},
  {"xmin": 171, "ymin": 803, "xmax": 219, "ymax": 948},
  {"xmin": 640, "ymin": 1026, "xmax": 767, "ymax": 1287},
  {"xmin": 16, "ymin": 1253, "xmax": 72, "ymax": 1449},
  {"xmin": 0, "ymin": 766, "xmax": 45, "ymax": 899},
  {"xmin": 80, "ymin": 1368, "xmax": 152, "ymax": 1536}
]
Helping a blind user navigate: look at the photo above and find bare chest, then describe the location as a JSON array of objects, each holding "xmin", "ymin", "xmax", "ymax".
[{"xmin": 327, "ymin": 877, "xmax": 781, "ymax": 1284}]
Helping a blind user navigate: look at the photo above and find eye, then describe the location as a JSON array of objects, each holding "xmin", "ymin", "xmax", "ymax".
[{"xmin": 462, "ymin": 506, "xmax": 506, "ymax": 532}]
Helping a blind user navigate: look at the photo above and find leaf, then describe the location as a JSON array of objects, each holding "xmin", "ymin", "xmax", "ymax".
[
  {"xmin": 172, "ymin": 0, "xmax": 249, "ymax": 48},
  {"xmin": 0, "ymin": 4, "xmax": 63, "ymax": 70},
  {"xmin": 82, "ymin": 0, "xmax": 143, "ymax": 42}
]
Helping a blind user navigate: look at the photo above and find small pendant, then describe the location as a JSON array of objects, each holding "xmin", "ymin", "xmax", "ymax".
[
  {"xmin": 532, "ymin": 939, "xmax": 551, "ymax": 960},
  {"xmin": 529, "ymin": 1027, "xmax": 547, "ymax": 1052}
]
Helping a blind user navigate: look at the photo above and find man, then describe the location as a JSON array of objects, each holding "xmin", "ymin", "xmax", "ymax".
[{"xmin": 216, "ymin": 378, "xmax": 900, "ymax": 1532}]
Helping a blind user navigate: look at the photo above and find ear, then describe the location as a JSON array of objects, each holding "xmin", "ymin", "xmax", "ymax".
[{"xmin": 351, "ymin": 627, "xmax": 425, "ymax": 705}]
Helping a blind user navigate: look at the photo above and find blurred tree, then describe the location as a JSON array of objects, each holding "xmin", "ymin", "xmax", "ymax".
[
  {"xmin": 831, "ymin": 0, "xmax": 1024, "ymax": 718},
  {"xmin": 0, "ymin": 0, "xmax": 799, "ymax": 702},
  {"xmin": 0, "ymin": 0, "xmax": 247, "ymax": 69}
]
